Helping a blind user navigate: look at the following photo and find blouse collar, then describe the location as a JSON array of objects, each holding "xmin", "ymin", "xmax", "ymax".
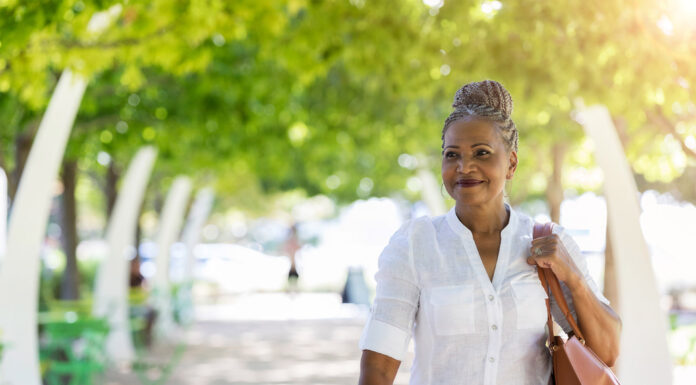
[{"xmin": 445, "ymin": 202, "xmax": 518, "ymax": 239}]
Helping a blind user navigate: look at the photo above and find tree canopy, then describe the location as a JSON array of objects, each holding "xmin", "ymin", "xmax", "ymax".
[{"xmin": 1, "ymin": 0, "xmax": 695, "ymax": 208}]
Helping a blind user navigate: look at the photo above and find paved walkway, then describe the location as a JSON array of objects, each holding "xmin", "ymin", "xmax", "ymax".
[
  {"xmin": 104, "ymin": 293, "xmax": 412, "ymax": 385},
  {"xmin": 104, "ymin": 292, "xmax": 696, "ymax": 384}
]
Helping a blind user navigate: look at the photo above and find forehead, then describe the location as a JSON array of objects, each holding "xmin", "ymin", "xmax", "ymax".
[{"xmin": 443, "ymin": 118, "xmax": 505, "ymax": 147}]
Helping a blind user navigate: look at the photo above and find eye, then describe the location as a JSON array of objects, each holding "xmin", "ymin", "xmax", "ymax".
[
  {"xmin": 444, "ymin": 151, "xmax": 458, "ymax": 159},
  {"xmin": 475, "ymin": 149, "xmax": 491, "ymax": 157}
]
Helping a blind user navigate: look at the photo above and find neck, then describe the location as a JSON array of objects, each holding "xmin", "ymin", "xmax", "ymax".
[{"xmin": 455, "ymin": 199, "xmax": 510, "ymax": 235}]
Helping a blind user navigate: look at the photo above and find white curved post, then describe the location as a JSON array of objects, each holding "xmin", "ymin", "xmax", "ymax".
[
  {"xmin": 93, "ymin": 146, "xmax": 156, "ymax": 363},
  {"xmin": 181, "ymin": 188, "xmax": 214, "ymax": 282},
  {"xmin": 417, "ymin": 168, "xmax": 447, "ymax": 216},
  {"xmin": 0, "ymin": 168, "xmax": 6, "ymax": 261},
  {"xmin": 0, "ymin": 70, "xmax": 87, "ymax": 385},
  {"xmin": 176, "ymin": 187, "xmax": 213, "ymax": 325},
  {"xmin": 152, "ymin": 176, "xmax": 191, "ymax": 337},
  {"xmin": 575, "ymin": 105, "xmax": 672, "ymax": 384}
]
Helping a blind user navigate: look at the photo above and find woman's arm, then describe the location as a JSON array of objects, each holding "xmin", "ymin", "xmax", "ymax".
[
  {"xmin": 564, "ymin": 276, "xmax": 622, "ymax": 366},
  {"xmin": 359, "ymin": 221, "xmax": 419, "ymax": 381},
  {"xmin": 528, "ymin": 233, "xmax": 622, "ymax": 366},
  {"xmin": 359, "ymin": 350, "xmax": 401, "ymax": 385}
]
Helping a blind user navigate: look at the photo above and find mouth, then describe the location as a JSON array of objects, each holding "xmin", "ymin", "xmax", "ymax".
[{"xmin": 455, "ymin": 179, "xmax": 484, "ymax": 188}]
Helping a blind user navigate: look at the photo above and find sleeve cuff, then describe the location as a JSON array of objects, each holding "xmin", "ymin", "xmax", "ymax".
[{"xmin": 359, "ymin": 317, "xmax": 411, "ymax": 361}]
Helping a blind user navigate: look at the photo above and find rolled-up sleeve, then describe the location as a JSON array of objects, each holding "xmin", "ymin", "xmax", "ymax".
[
  {"xmin": 359, "ymin": 221, "xmax": 420, "ymax": 361},
  {"xmin": 551, "ymin": 226, "xmax": 611, "ymax": 334}
]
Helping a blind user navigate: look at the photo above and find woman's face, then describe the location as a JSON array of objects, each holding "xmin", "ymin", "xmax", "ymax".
[{"xmin": 441, "ymin": 118, "xmax": 517, "ymax": 208}]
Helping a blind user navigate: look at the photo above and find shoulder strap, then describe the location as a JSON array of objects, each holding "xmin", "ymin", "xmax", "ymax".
[{"xmin": 533, "ymin": 223, "xmax": 586, "ymax": 345}]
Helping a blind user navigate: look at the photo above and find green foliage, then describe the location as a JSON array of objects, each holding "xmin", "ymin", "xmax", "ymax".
[
  {"xmin": 1, "ymin": 0, "xmax": 695, "ymax": 208},
  {"xmin": 38, "ymin": 255, "xmax": 101, "ymax": 311}
]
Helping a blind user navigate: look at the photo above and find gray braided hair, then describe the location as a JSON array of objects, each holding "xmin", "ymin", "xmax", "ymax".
[{"xmin": 442, "ymin": 80, "xmax": 518, "ymax": 152}]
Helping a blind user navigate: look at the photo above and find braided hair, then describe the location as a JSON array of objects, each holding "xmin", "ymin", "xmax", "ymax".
[{"xmin": 442, "ymin": 80, "xmax": 518, "ymax": 152}]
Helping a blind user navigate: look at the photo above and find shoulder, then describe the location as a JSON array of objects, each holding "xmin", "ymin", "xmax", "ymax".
[
  {"xmin": 514, "ymin": 211, "xmax": 578, "ymax": 248},
  {"xmin": 549, "ymin": 223, "xmax": 572, "ymax": 241},
  {"xmin": 394, "ymin": 214, "xmax": 442, "ymax": 236},
  {"xmin": 511, "ymin": 209, "xmax": 568, "ymax": 239},
  {"xmin": 548, "ymin": 223, "xmax": 583, "ymax": 256},
  {"xmin": 512, "ymin": 209, "xmax": 535, "ymax": 229},
  {"xmin": 383, "ymin": 214, "xmax": 442, "ymax": 252}
]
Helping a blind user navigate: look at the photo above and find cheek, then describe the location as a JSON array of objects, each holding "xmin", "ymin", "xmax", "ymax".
[{"xmin": 441, "ymin": 162, "xmax": 454, "ymax": 180}]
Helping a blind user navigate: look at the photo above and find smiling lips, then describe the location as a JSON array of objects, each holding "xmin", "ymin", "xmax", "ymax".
[{"xmin": 456, "ymin": 178, "xmax": 484, "ymax": 188}]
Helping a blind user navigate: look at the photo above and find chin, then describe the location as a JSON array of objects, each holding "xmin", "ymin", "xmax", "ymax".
[
  {"xmin": 453, "ymin": 194, "xmax": 487, "ymax": 207},
  {"xmin": 454, "ymin": 192, "xmax": 504, "ymax": 208}
]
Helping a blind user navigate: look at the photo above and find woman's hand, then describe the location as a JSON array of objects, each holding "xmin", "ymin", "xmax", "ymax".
[
  {"xmin": 528, "ymin": 233, "xmax": 622, "ymax": 366},
  {"xmin": 526, "ymin": 233, "xmax": 583, "ymax": 289}
]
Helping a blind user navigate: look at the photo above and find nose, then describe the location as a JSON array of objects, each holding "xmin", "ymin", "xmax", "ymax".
[{"xmin": 456, "ymin": 157, "xmax": 474, "ymax": 173}]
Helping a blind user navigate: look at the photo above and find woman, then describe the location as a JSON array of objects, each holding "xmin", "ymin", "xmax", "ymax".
[{"xmin": 358, "ymin": 80, "xmax": 621, "ymax": 385}]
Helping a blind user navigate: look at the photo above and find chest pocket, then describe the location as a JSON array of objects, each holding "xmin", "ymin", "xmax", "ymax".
[
  {"xmin": 511, "ymin": 280, "xmax": 548, "ymax": 330},
  {"xmin": 428, "ymin": 284, "xmax": 476, "ymax": 335}
]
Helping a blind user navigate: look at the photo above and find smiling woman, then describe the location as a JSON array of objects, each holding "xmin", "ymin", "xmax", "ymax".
[{"xmin": 358, "ymin": 80, "xmax": 621, "ymax": 385}]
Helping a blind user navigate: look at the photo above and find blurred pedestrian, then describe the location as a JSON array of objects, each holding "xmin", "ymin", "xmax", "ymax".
[
  {"xmin": 129, "ymin": 259, "xmax": 157, "ymax": 346},
  {"xmin": 284, "ymin": 223, "xmax": 301, "ymax": 293}
]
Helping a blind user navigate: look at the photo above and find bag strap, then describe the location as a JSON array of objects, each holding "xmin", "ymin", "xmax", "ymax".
[{"xmin": 533, "ymin": 223, "xmax": 586, "ymax": 347}]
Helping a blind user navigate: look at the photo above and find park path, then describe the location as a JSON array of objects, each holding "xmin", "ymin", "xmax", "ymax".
[{"xmin": 104, "ymin": 293, "xmax": 412, "ymax": 385}]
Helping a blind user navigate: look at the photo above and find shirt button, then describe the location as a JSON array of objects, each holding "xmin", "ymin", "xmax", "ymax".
[
  {"xmin": 488, "ymin": 295, "xmax": 494, "ymax": 301},
  {"xmin": 491, "ymin": 324, "xmax": 498, "ymax": 331},
  {"xmin": 489, "ymin": 357, "xmax": 495, "ymax": 363}
]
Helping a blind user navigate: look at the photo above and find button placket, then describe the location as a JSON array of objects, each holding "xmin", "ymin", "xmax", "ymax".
[{"xmin": 483, "ymin": 289, "xmax": 503, "ymax": 385}]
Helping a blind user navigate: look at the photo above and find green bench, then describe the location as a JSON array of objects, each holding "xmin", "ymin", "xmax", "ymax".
[{"xmin": 39, "ymin": 313, "xmax": 110, "ymax": 385}]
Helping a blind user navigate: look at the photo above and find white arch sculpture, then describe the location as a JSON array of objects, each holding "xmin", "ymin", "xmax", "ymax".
[
  {"xmin": 575, "ymin": 105, "xmax": 672, "ymax": 384},
  {"xmin": 181, "ymin": 187, "xmax": 214, "ymax": 282},
  {"xmin": 176, "ymin": 187, "xmax": 214, "ymax": 325},
  {"xmin": 417, "ymin": 167, "xmax": 447, "ymax": 216},
  {"xmin": 92, "ymin": 146, "xmax": 157, "ymax": 363},
  {"xmin": 0, "ymin": 168, "xmax": 6, "ymax": 262},
  {"xmin": 0, "ymin": 70, "xmax": 87, "ymax": 385},
  {"xmin": 152, "ymin": 176, "xmax": 191, "ymax": 337}
]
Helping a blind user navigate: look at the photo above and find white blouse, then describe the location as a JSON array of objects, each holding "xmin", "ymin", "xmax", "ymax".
[{"xmin": 359, "ymin": 206, "xmax": 609, "ymax": 385}]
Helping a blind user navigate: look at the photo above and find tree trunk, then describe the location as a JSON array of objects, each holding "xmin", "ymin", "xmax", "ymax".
[
  {"xmin": 0, "ymin": 145, "xmax": 6, "ymax": 175},
  {"xmin": 60, "ymin": 159, "xmax": 80, "ymax": 300},
  {"xmin": 604, "ymin": 115, "xmax": 626, "ymax": 310},
  {"xmin": 9, "ymin": 128, "xmax": 36, "ymax": 203},
  {"xmin": 134, "ymin": 209, "xmax": 142, "ymax": 264},
  {"xmin": 603, "ymin": 209, "xmax": 619, "ymax": 307},
  {"xmin": 603, "ymin": 215, "xmax": 619, "ymax": 372},
  {"xmin": 153, "ymin": 188, "xmax": 164, "ymax": 215},
  {"xmin": 546, "ymin": 142, "xmax": 566, "ymax": 223},
  {"xmin": 105, "ymin": 161, "xmax": 119, "ymax": 218}
]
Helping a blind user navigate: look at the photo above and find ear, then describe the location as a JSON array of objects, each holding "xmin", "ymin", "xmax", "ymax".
[{"xmin": 506, "ymin": 150, "xmax": 518, "ymax": 180}]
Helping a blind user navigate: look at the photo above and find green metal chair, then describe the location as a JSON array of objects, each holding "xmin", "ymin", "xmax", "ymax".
[{"xmin": 40, "ymin": 315, "xmax": 110, "ymax": 385}]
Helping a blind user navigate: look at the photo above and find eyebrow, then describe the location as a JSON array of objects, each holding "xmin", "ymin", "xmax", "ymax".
[{"xmin": 443, "ymin": 143, "xmax": 491, "ymax": 150}]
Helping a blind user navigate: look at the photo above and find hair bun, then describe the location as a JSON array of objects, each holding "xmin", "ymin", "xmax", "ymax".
[{"xmin": 452, "ymin": 80, "xmax": 513, "ymax": 118}]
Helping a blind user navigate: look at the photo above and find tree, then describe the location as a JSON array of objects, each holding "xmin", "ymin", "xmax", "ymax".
[{"xmin": 2, "ymin": 0, "xmax": 695, "ymax": 302}]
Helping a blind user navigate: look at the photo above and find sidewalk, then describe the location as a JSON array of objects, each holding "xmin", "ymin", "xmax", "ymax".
[
  {"xmin": 104, "ymin": 293, "xmax": 412, "ymax": 385},
  {"xmin": 103, "ymin": 292, "xmax": 696, "ymax": 384}
]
